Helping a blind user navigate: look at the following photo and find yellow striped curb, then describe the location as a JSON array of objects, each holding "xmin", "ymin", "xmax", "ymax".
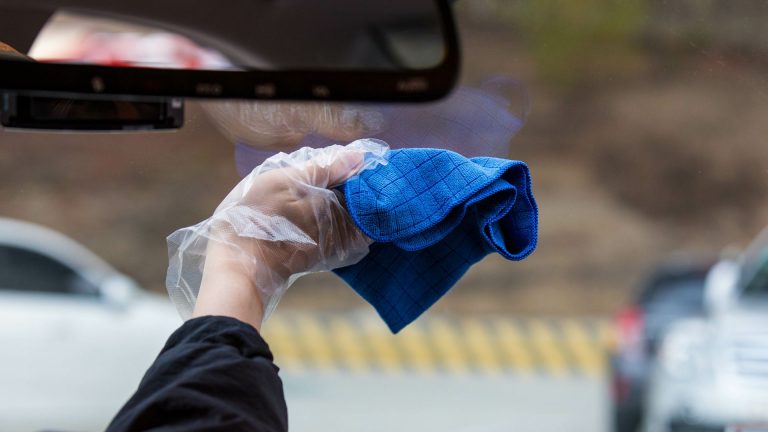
[{"xmin": 262, "ymin": 313, "xmax": 615, "ymax": 375}]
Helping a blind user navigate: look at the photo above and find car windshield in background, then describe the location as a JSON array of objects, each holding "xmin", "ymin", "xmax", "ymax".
[
  {"xmin": 741, "ymin": 249, "xmax": 768, "ymax": 300},
  {"xmin": 1, "ymin": 1, "xmax": 768, "ymax": 432},
  {"xmin": 742, "ymin": 274, "xmax": 768, "ymax": 299},
  {"xmin": 738, "ymin": 227, "xmax": 768, "ymax": 301}
]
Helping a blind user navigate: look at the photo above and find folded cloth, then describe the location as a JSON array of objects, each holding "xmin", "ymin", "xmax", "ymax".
[{"xmin": 334, "ymin": 148, "xmax": 538, "ymax": 333}]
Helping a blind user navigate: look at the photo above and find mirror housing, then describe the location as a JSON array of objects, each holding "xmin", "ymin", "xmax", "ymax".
[{"xmin": 0, "ymin": 0, "xmax": 460, "ymax": 102}]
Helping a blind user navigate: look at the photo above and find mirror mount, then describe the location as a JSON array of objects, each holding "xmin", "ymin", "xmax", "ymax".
[{"xmin": 1, "ymin": 91, "xmax": 184, "ymax": 131}]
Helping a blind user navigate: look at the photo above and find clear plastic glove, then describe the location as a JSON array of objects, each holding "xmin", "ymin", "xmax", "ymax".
[{"xmin": 166, "ymin": 139, "xmax": 390, "ymax": 325}]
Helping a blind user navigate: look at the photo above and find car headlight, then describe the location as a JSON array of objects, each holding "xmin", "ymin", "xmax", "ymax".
[{"xmin": 658, "ymin": 320, "xmax": 713, "ymax": 380}]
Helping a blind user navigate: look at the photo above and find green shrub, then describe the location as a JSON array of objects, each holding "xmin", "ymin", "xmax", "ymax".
[{"xmin": 514, "ymin": 0, "xmax": 648, "ymax": 89}]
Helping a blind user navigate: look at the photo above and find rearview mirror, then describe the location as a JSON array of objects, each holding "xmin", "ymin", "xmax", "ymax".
[{"xmin": 0, "ymin": 0, "xmax": 459, "ymax": 102}]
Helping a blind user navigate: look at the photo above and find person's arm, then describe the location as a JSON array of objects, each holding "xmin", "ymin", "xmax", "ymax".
[
  {"xmin": 107, "ymin": 315, "xmax": 287, "ymax": 432},
  {"xmin": 108, "ymin": 144, "xmax": 374, "ymax": 431},
  {"xmin": 109, "ymin": 227, "xmax": 288, "ymax": 432}
]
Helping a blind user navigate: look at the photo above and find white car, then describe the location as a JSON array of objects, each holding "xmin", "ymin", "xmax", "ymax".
[
  {"xmin": 643, "ymin": 230, "xmax": 768, "ymax": 432},
  {"xmin": 0, "ymin": 218, "xmax": 181, "ymax": 431}
]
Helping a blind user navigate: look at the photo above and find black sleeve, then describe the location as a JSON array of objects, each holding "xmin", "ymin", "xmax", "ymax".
[{"xmin": 107, "ymin": 316, "xmax": 288, "ymax": 432}]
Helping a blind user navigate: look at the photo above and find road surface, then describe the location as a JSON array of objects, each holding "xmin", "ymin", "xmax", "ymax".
[{"xmin": 284, "ymin": 372, "xmax": 609, "ymax": 432}]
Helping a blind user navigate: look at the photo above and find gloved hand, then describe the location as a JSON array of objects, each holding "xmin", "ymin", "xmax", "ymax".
[{"xmin": 166, "ymin": 139, "xmax": 389, "ymax": 328}]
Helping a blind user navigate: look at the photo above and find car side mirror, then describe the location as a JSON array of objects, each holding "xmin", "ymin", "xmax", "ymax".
[
  {"xmin": 703, "ymin": 258, "xmax": 740, "ymax": 316},
  {"xmin": 100, "ymin": 274, "xmax": 139, "ymax": 309}
]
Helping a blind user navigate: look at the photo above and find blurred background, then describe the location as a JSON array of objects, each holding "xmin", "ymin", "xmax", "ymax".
[{"xmin": 1, "ymin": 1, "xmax": 767, "ymax": 431}]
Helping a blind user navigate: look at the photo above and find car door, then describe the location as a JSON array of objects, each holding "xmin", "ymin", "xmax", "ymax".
[{"xmin": 0, "ymin": 244, "xmax": 177, "ymax": 431}]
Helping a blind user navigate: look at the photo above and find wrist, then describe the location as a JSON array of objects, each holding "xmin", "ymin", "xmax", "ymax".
[{"xmin": 193, "ymin": 238, "xmax": 266, "ymax": 330}]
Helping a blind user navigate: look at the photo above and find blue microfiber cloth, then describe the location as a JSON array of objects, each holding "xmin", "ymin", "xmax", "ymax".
[{"xmin": 334, "ymin": 148, "xmax": 538, "ymax": 333}]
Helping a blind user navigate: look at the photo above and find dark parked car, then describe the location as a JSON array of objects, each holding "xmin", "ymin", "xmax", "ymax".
[{"xmin": 610, "ymin": 257, "xmax": 715, "ymax": 432}]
